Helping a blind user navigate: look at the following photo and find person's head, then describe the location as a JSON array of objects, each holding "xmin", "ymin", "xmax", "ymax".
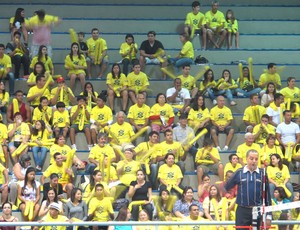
[
  {"xmin": 211, "ymin": 0, "xmax": 219, "ymax": 13},
  {"xmin": 192, "ymin": 1, "xmax": 200, "ymax": 12},
  {"xmin": 115, "ymin": 207, "xmax": 131, "ymax": 221},
  {"xmin": 47, "ymin": 187, "xmax": 58, "ymax": 203},
  {"xmin": 34, "ymin": 119, "xmax": 46, "ymax": 131},
  {"xmin": 15, "ymin": 8, "xmax": 25, "ymax": 20},
  {"xmin": 49, "ymin": 202, "xmax": 60, "ymax": 218},
  {"xmin": 95, "ymin": 183, "xmax": 104, "ymax": 197},
  {"xmin": 229, "ymin": 153, "xmax": 239, "ymax": 165},
  {"xmin": 97, "ymin": 132, "xmax": 108, "ymax": 146},
  {"xmin": 274, "ymin": 187, "xmax": 287, "ymax": 201},
  {"xmin": 202, "ymin": 174, "xmax": 211, "ymax": 184},
  {"xmin": 182, "ymin": 65, "xmax": 191, "ymax": 76},
  {"xmin": 209, "ymin": 185, "xmax": 221, "ymax": 201},
  {"xmin": 192, "ymin": 94, "xmax": 206, "ymax": 111},
  {"xmin": 225, "ymin": 170, "xmax": 234, "ymax": 181},
  {"xmin": 136, "ymin": 169, "xmax": 146, "ymax": 181},
  {"xmin": 270, "ymin": 153, "xmax": 283, "ymax": 169},
  {"xmin": 49, "ymin": 173, "xmax": 59, "ymax": 187},
  {"xmin": 13, "ymin": 31, "xmax": 21, "ymax": 41},
  {"xmin": 165, "ymin": 153, "xmax": 175, "ymax": 166},
  {"xmin": 71, "ymin": 42, "xmax": 80, "ymax": 55},
  {"xmin": 36, "ymin": 9, "xmax": 46, "ymax": 21},
  {"xmin": 84, "ymin": 82, "xmax": 94, "ymax": 93},
  {"xmin": 138, "ymin": 209, "xmax": 150, "ymax": 221},
  {"xmin": 96, "ymin": 94, "xmax": 107, "ymax": 107},
  {"xmin": 274, "ymin": 93, "xmax": 284, "ymax": 105},
  {"xmin": 267, "ymin": 63, "xmax": 276, "ymax": 74},
  {"xmin": 132, "ymin": 62, "xmax": 141, "ymax": 74},
  {"xmin": 179, "ymin": 33, "xmax": 189, "ymax": 44},
  {"xmin": 71, "ymin": 187, "xmax": 83, "ymax": 203},
  {"xmin": 287, "ymin": 77, "xmax": 296, "ymax": 88},
  {"xmin": 216, "ymin": 95, "xmax": 225, "ymax": 107},
  {"xmin": 159, "ymin": 189, "xmax": 170, "ymax": 201},
  {"xmin": 283, "ymin": 110, "xmax": 292, "ymax": 123},
  {"xmin": 250, "ymin": 94, "xmax": 259, "ymax": 105},
  {"xmin": 147, "ymin": 31, "xmax": 156, "ymax": 43},
  {"xmin": 179, "ymin": 113, "xmax": 188, "ymax": 127},
  {"xmin": 19, "ymin": 153, "xmax": 31, "ymax": 168},
  {"xmin": 116, "ymin": 111, "xmax": 126, "ymax": 124},
  {"xmin": 13, "ymin": 112, "xmax": 23, "ymax": 123},
  {"xmin": 156, "ymin": 93, "xmax": 167, "ymax": 105},
  {"xmin": 242, "ymin": 66, "xmax": 250, "ymax": 79},
  {"xmin": 136, "ymin": 93, "xmax": 145, "ymax": 106},
  {"xmin": 266, "ymin": 134, "xmax": 276, "ymax": 146},
  {"xmin": 222, "ymin": 69, "xmax": 231, "ymax": 82},
  {"xmin": 14, "ymin": 90, "xmax": 24, "ymax": 102},
  {"xmin": 245, "ymin": 132, "xmax": 254, "ymax": 146},
  {"xmin": 266, "ymin": 82, "xmax": 276, "ymax": 94},
  {"xmin": 124, "ymin": 148, "xmax": 134, "ymax": 161},
  {"xmin": 125, "ymin": 33, "xmax": 134, "ymax": 44},
  {"xmin": 39, "ymin": 96, "xmax": 49, "ymax": 109},
  {"xmin": 226, "ymin": 9, "xmax": 235, "ymax": 22},
  {"xmin": 77, "ymin": 95, "xmax": 87, "ymax": 107},
  {"xmin": 182, "ymin": 186, "xmax": 194, "ymax": 201},
  {"xmin": 174, "ymin": 78, "xmax": 182, "ymax": 90},
  {"xmin": 204, "ymin": 69, "xmax": 214, "ymax": 82},
  {"xmin": 246, "ymin": 150, "xmax": 259, "ymax": 171},
  {"xmin": 54, "ymin": 152, "xmax": 63, "ymax": 166},
  {"xmin": 55, "ymin": 134, "xmax": 66, "ymax": 146},
  {"xmin": 91, "ymin": 28, "xmax": 99, "ymax": 40},
  {"xmin": 148, "ymin": 131, "xmax": 159, "ymax": 144},
  {"xmin": 77, "ymin": 32, "xmax": 85, "ymax": 41},
  {"xmin": 111, "ymin": 63, "xmax": 121, "ymax": 78},
  {"xmin": 189, "ymin": 204, "xmax": 200, "ymax": 219},
  {"xmin": 25, "ymin": 167, "xmax": 36, "ymax": 183},
  {"xmin": 91, "ymin": 170, "xmax": 102, "ymax": 187},
  {"xmin": 164, "ymin": 129, "xmax": 173, "ymax": 142},
  {"xmin": 2, "ymin": 202, "xmax": 13, "ymax": 215},
  {"xmin": 33, "ymin": 61, "xmax": 46, "ymax": 76},
  {"xmin": 36, "ymin": 75, "xmax": 46, "ymax": 87},
  {"xmin": 0, "ymin": 44, "xmax": 5, "ymax": 55},
  {"xmin": 56, "ymin": 76, "xmax": 65, "ymax": 87},
  {"xmin": 0, "ymin": 81, "xmax": 5, "ymax": 92},
  {"xmin": 38, "ymin": 45, "xmax": 48, "ymax": 56},
  {"xmin": 261, "ymin": 114, "xmax": 269, "ymax": 126},
  {"xmin": 203, "ymin": 139, "xmax": 213, "ymax": 150}
]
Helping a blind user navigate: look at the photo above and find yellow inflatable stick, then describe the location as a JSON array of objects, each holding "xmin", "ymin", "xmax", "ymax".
[
  {"xmin": 66, "ymin": 149, "xmax": 76, "ymax": 169},
  {"xmin": 13, "ymin": 98, "xmax": 19, "ymax": 114},
  {"xmin": 104, "ymin": 126, "xmax": 120, "ymax": 145},
  {"xmin": 94, "ymin": 40, "xmax": 102, "ymax": 65},
  {"xmin": 161, "ymin": 67, "xmax": 176, "ymax": 80},
  {"xmin": 248, "ymin": 57, "xmax": 254, "ymax": 85},
  {"xmin": 28, "ymin": 201, "xmax": 34, "ymax": 221},
  {"xmin": 78, "ymin": 107, "xmax": 85, "ymax": 131},
  {"xmin": 69, "ymin": 28, "xmax": 78, "ymax": 44},
  {"xmin": 12, "ymin": 143, "xmax": 28, "ymax": 157},
  {"xmin": 130, "ymin": 126, "xmax": 149, "ymax": 142},
  {"xmin": 238, "ymin": 62, "xmax": 243, "ymax": 83},
  {"xmin": 112, "ymin": 145, "xmax": 126, "ymax": 160}
]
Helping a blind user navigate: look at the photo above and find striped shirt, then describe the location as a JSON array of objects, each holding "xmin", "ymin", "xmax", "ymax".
[{"xmin": 224, "ymin": 166, "xmax": 271, "ymax": 207}]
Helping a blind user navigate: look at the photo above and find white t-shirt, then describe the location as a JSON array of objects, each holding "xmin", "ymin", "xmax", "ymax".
[
  {"xmin": 276, "ymin": 121, "xmax": 300, "ymax": 144},
  {"xmin": 266, "ymin": 106, "xmax": 281, "ymax": 126},
  {"xmin": 18, "ymin": 180, "xmax": 41, "ymax": 201},
  {"xmin": 166, "ymin": 87, "xmax": 191, "ymax": 104}
]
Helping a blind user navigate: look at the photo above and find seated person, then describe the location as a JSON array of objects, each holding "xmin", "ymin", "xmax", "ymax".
[
  {"xmin": 32, "ymin": 96, "xmax": 52, "ymax": 127},
  {"xmin": 261, "ymin": 134, "xmax": 283, "ymax": 166},
  {"xmin": 27, "ymin": 75, "xmax": 51, "ymax": 108},
  {"xmin": 0, "ymin": 81, "xmax": 9, "ymax": 114},
  {"xmin": 52, "ymin": 102, "xmax": 70, "ymax": 138},
  {"xmin": 9, "ymin": 8, "xmax": 28, "ymax": 44},
  {"xmin": 253, "ymin": 114, "xmax": 276, "ymax": 145},
  {"xmin": 42, "ymin": 173, "xmax": 64, "ymax": 201},
  {"xmin": 266, "ymin": 93, "xmax": 285, "ymax": 127},
  {"xmin": 258, "ymin": 63, "xmax": 281, "ymax": 93},
  {"xmin": 80, "ymin": 82, "xmax": 98, "ymax": 109},
  {"xmin": 261, "ymin": 82, "xmax": 276, "ymax": 107},
  {"xmin": 0, "ymin": 43, "xmax": 14, "ymax": 95},
  {"xmin": 119, "ymin": 33, "xmax": 138, "ymax": 76},
  {"xmin": 177, "ymin": 65, "xmax": 199, "ymax": 99},
  {"xmin": 28, "ymin": 62, "xmax": 54, "ymax": 87},
  {"xmin": 30, "ymin": 45, "xmax": 54, "ymax": 75},
  {"xmin": 280, "ymin": 77, "xmax": 300, "ymax": 104},
  {"xmin": 50, "ymin": 76, "xmax": 75, "ymax": 109},
  {"xmin": 223, "ymin": 153, "xmax": 242, "ymax": 180},
  {"xmin": 198, "ymin": 69, "xmax": 217, "ymax": 104},
  {"xmin": 0, "ymin": 114, "xmax": 9, "ymax": 168},
  {"xmin": 166, "ymin": 78, "xmax": 191, "ymax": 114}
]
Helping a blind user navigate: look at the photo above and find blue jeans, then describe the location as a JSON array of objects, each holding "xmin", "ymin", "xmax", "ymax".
[
  {"xmin": 169, "ymin": 57, "xmax": 193, "ymax": 68},
  {"xmin": 32, "ymin": 146, "xmax": 48, "ymax": 167},
  {"xmin": 215, "ymin": 89, "xmax": 234, "ymax": 102},
  {"xmin": 235, "ymin": 87, "xmax": 261, "ymax": 97},
  {"xmin": 206, "ymin": 88, "xmax": 216, "ymax": 101},
  {"xmin": 6, "ymin": 72, "xmax": 14, "ymax": 95}
]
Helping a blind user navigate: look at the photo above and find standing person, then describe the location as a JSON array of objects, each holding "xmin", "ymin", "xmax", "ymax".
[
  {"xmin": 0, "ymin": 202, "xmax": 19, "ymax": 230},
  {"xmin": 0, "ymin": 43, "xmax": 14, "ymax": 95},
  {"xmin": 86, "ymin": 28, "xmax": 108, "ymax": 79},
  {"xmin": 184, "ymin": 1, "xmax": 207, "ymax": 49},
  {"xmin": 225, "ymin": 149, "xmax": 272, "ymax": 230},
  {"xmin": 26, "ymin": 9, "xmax": 61, "ymax": 57},
  {"xmin": 6, "ymin": 31, "xmax": 30, "ymax": 79},
  {"xmin": 119, "ymin": 34, "xmax": 138, "ymax": 76},
  {"xmin": 225, "ymin": 9, "xmax": 239, "ymax": 49}
]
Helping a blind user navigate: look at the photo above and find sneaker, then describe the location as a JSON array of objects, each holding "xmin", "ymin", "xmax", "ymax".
[
  {"xmin": 237, "ymin": 92, "xmax": 244, "ymax": 97},
  {"xmin": 230, "ymin": 101, "xmax": 237, "ymax": 106},
  {"xmin": 223, "ymin": 146, "xmax": 229, "ymax": 151},
  {"xmin": 36, "ymin": 165, "xmax": 42, "ymax": 171},
  {"xmin": 88, "ymin": 145, "xmax": 93, "ymax": 151},
  {"xmin": 213, "ymin": 99, "xmax": 217, "ymax": 105},
  {"xmin": 217, "ymin": 146, "xmax": 221, "ymax": 151},
  {"xmin": 71, "ymin": 144, "xmax": 77, "ymax": 150}
]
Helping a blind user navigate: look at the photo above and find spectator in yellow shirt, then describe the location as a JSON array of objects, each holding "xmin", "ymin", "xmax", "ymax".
[
  {"xmin": 225, "ymin": 9, "xmax": 239, "ymax": 49},
  {"xmin": 119, "ymin": 34, "xmax": 138, "ymax": 76},
  {"xmin": 9, "ymin": 8, "xmax": 28, "ymax": 44},
  {"xmin": 27, "ymin": 75, "xmax": 51, "ymax": 108},
  {"xmin": 50, "ymin": 76, "xmax": 75, "ymax": 109},
  {"xmin": 27, "ymin": 61, "xmax": 54, "ymax": 88},
  {"xmin": 30, "ymin": 45, "xmax": 54, "ymax": 75},
  {"xmin": 0, "ymin": 44, "xmax": 14, "ymax": 95},
  {"xmin": 253, "ymin": 114, "xmax": 276, "ymax": 145},
  {"xmin": 258, "ymin": 63, "xmax": 281, "ymax": 92},
  {"xmin": 223, "ymin": 153, "xmax": 242, "ymax": 180},
  {"xmin": 52, "ymin": 102, "xmax": 70, "ymax": 138},
  {"xmin": 280, "ymin": 77, "xmax": 300, "ymax": 103},
  {"xmin": 178, "ymin": 65, "xmax": 199, "ymax": 98}
]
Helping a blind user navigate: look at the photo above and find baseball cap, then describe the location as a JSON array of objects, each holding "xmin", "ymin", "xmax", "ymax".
[
  {"xmin": 49, "ymin": 202, "xmax": 61, "ymax": 211},
  {"xmin": 57, "ymin": 76, "xmax": 65, "ymax": 83}
]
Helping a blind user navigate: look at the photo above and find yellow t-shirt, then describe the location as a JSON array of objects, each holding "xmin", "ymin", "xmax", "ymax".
[
  {"xmin": 27, "ymin": 14, "xmax": 59, "ymax": 27},
  {"xmin": 267, "ymin": 165, "xmax": 290, "ymax": 184},
  {"xmin": 87, "ymin": 37, "xmax": 108, "ymax": 58},
  {"xmin": 127, "ymin": 71, "xmax": 149, "ymax": 92},
  {"xmin": 30, "ymin": 56, "xmax": 54, "ymax": 72},
  {"xmin": 109, "ymin": 122, "xmax": 135, "ymax": 144},
  {"xmin": 88, "ymin": 144, "xmax": 116, "ymax": 162},
  {"xmin": 195, "ymin": 147, "xmax": 220, "ymax": 164},
  {"xmin": 188, "ymin": 107, "xmax": 210, "ymax": 127},
  {"xmin": 205, "ymin": 10, "xmax": 225, "ymax": 28},
  {"xmin": 116, "ymin": 160, "xmax": 141, "ymax": 186},
  {"xmin": 0, "ymin": 163, "xmax": 6, "ymax": 184},
  {"xmin": 280, "ymin": 87, "xmax": 300, "ymax": 102},
  {"xmin": 157, "ymin": 164, "xmax": 183, "ymax": 185},
  {"xmin": 27, "ymin": 71, "xmax": 54, "ymax": 86},
  {"xmin": 7, "ymin": 122, "xmax": 30, "ymax": 142},
  {"xmin": 0, "ymin": 54, "xmax": 12, "ymax": 73},
  {"xmin": 119, "ymin": 42, "xmax": 138, "ymax": 59},
  {"xmin": 185, "ymin": 11, "xmax": 206, "ymax": 29},
  {"xmin": 199, "ymin": 80, "xmax": 217, "ymax": 91},
  {"xmin": 90, "ymin": 105, "xmax": 113, "ymax": 125},
  {"xmin": 31, "ymin": 129, "xmax": 51, "ymax": 143},
  {"xmin": 180, "ymin": 41, "xmax": 194, "ymax": 59},
  {"xmin": 223, "ymin": 162, "xmax": 242, "ymax": 180},
  {"xmin": 49, "ymin": 144, "xmax": 72, "ymax": 165},
  {"xmin": 27, "ymin": 86, "xmax": 50, "ymax": 106},
  {"xmin": 43, "ymin": 162, "xmax": 71, "ymax": 184},
  {"xmin": 225, "ymin": 19, "xmax": 239, "ymax": 33},
  {"xmin": 106, "ymin": 73, "xmax": 128, "ymax": 88},
  {"xmin": 70, "ymin": 105, "xmax": 91, "ymax": 125},
  {"xmin": 217, "ymin": 78, "xmax": 238, "ymax": 90},
  {"xmin": 41, "ymin": 213, "xmax": 68, "ymax": 230},
  {"xmin": 210, "ymin": 105, "xmax": 233, "ymax": 126},
  {"xmin": 93, "ymin": 166, "xmax": 118, "ymax": 182},
  {"xmin": 134, "ymin": 142, "xmax": 159, "ymax": 162},
  {"xmin": 253, "ymin": 124, "xmax": 276, "ymax": 144},
  {"xmin": 51, "ymin": 87, "xmax": 75, "ymax": 107},
  {"xmin": 64, "ymin": 55, "xmax": 87, "ymax": 75},
  {"xmin": 150, "ymin": 103, "xmax": 174, "ymax": 125},
  {"xmin": 32, "ymin": 106, "xmax": 52, "ymax": 126},
  {"xmin": 88, "ymin": 197, "xmax": 114, "ymax": 221},
  {"xmin": 0, "ymin": 92, "xmax": 9, "ymax": 106},
  {"xmin": 178, "ymin": 75, "xmax": 196, "ymax": 91},
  {"xmin": 261, "ymin": 145, "xmax": 283, "ymax": 165},
  {"xmin": 243, "ymin": 105, "xmax": 266, "ymax": 124},
  {"xmin": 236, "ymin": 143, "xmax": 262, "ymax": 167},
  {"xmin": 0, "ymin": 123, "xmax": 8, "ymax": 144},
  {"xmin": 127, "ymin": 103, "xmax": 150, "ymax": 125},
  {"xmin": 156, "ymin": 141, "xmax": 184, "ymax": 162},
  {"xmin": 53, "ymin": 110, "xmax": 70, "ymax": 128},
  {"xmin": 259, "ymin": 73, "xmax": 281, "ymax": 89}
]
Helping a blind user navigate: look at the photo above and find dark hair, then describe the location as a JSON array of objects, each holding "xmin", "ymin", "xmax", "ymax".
[
  {"xmin": 132, "ymin": 61, "xmax": 140, "ymax": 68},
  {"xmin": 0, "ymin": 81, "xmax": 5, "ymax": 95},
  {"xmin": 70, "ymin": 187, "xmax": 83, "ymax": 203},
  {"xmin": 226, "ymin": 9, "xmax": 236, "ymax": 24},
  {"xmin": 53, "ymin": 152, "xmax": 62, "ymax": 160},
  {"xmin": 222, "ymin": 69, "xmax": 232, "ymax": 83},
  {"xmin": 155, "ymin": 93, "xmax": 166, "ymax": 104},
  {"xmin": 46, "ymin": 187, "xmax": 58, "ymax": 206},
  {"xmin": 192, "ymin": 94, "xmax": 206, "ymax": 111},
  {"xmin": 77, "ymin": 95, "xmax": 86, "ymax": 102},
  {"xmin": 283, "ymin": 110, "xmax": 291, "ymax": 116},
  {"xmin": 250, "ymin": 94, "xmax": 258, "ymax": 100},
  {"xmin": 209, "ymin": 185, "xmax": 221, "ymax": 202},
  {"xmin": 261, "ymin": 114, "xmax": 269, "ymax": 120},
  {"xmin": 159, "ymin": 189, "xmax": 170, "ymax": 197},
  {"xmin": 82, "ymin": 82, "xmax": 96, "ymax": 100},
  {"xmin": 139, "ymin": 209, "xmax": 150, "ymax": 219},
  {"xmin": 164, "ymin": 129, "xmax": 172, "ymax": 137},
  {"xmin": 13, "ymin": 8, "xmax": 25, "ymax": 25},
  {"xmin": 147, "ymin": 31, "xmax": 156, "ymax": 36},
  {"xmin": 56, "ymin": 102, "xmax": 66, "ymax": 108},
  {"xmin": 270, "ymin": 153, "xmax": 283, "ymax": 170},
  {"xmin": 164, "ymin": 153, "xmax": 175, "ymax": 161},
  {"xmin": 50, "ymin": 173, "xmax": 59, "ymax": 180},
  {"xmin": 202, "ymin": 174, "xmax": 210, "ymax": 181},
  {"xmin": 242, "ymin": 66, "xmax": 250, "ymax": 79},
  {"xmin": 91, "ymin": 28, "xmax": 99, "ymax": 33},
  {"xmin": 95, "ymin": 183, "xmax": 104, "ymax": 190},
  {"xmin": 266, "ymin": 134, "xmax": 276, "ymax": 144},
  {"xmin": 192, "ymin": 1, "xmax": 200, "ymax": 8},
  {"xmin": 33, "ymin": 61, "xmax": 46, "ymax": 76},
  {"xmin": 0, "ymin": 44, "xmax": 5, "ymax": 49},
  {"xmin": 125, "ymin": 33, "xmax": 134, "ymax": 41},
  {"xmin": 274, "ymin": 93, "xmax": 283, "ymax": 101},
  {"xmin": 90, "ymin": 170, "xmax": 101, "ymax": 191},
  {"xmin": 14, "ymin": 90, "xmax": 23, "ymax": 95},
  {"xmin": 38, "ymin": 45, "xmax": 48, "ymax": 62},
  {"xmin": 267, "ymin": 63, "xmax": 276, "ymax": 69},
  {"xmin": 23, "ymin": 167, "xmax": 37, "ymax": 194},
  {"xmin": 111, "ymin": 63, "xmax": 121, "ymax": 79},
  {"xmin": 287, "ymin": 77, "xmax": 296, "ymax": 85},
  {"xmin": 77, "ymin": 32, "xmax": 85, "ymax": 37},
  {"xmin": 115, "ymin": 207, "xmax": 129, "ymax": 221},
  {"xmin": 36, "ymin": 75, "xmax": 45, "ymax": 83},
  {"xmin": 265, "ymin": 82, "xmax": 276, "ymax": 95},
  {"xmin": 181, "ymin": 186, "xmax": 195, "ymax": 202},
  {"xmin": 274, "ymin": 187, "xmax": 287, "ymax": 200},
  {"xmin": 13, "ymin": 112, "xmax": 22, "ymax": 119},
  {"xmin": 13, "ymin": 31, "xmax": 21, "ymax": 37},
  {"xmin": 19, "ymin": 154, "xmax": 31, "ymax": 168},
  {"xmin": 189, "ymin": 204, "xmax": 199, "ymax": 211},
  {"xmin": 203, "ymin": 69, "xmax": 214, "ymax": 85},
  {"xmin": 32, "ymin": 120, "xmax": 46, "ymax": 139},
  {"xmin": 38, "ymin": 96, "xmax": 48, "ymax": 112},
  {"xmin": 148, "ymin": 131, "xmax": 159, "ymax": 138},
  {"xmin": 2, "ymin": 202, "xmax": 12, "ymax": 210},
  {"xmin": 70, "ymin": 42, "xmax": 83, "ymax": 61},
  {"xmin": 36, "ymin": 9, "xmax": 46, "ymax": 21},
  {"xmin": 203, "ymin": 138, "xmax": 213, "ymax": 147},
  {"xmin": 228, "ymin": 153, "xmax": 238, "ymax": 162}
]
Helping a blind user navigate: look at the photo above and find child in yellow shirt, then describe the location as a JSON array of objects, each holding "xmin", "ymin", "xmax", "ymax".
[{"xmin": 52, "ymin": 102, "xmax": 70, "ymax": 138}]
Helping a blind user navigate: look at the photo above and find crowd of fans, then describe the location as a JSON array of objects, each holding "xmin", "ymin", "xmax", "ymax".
[{"xmin": 0, "ymin": 0, "xmax": 299, "ymax": 230}]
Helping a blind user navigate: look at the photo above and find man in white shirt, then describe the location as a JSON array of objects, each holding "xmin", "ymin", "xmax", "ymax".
[{"xmin": 266, "ymin": 93, "xmax": 284, "ymax": 127}]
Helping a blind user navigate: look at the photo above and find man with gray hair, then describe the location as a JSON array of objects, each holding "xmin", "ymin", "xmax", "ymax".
[{"xmin": 236, "ymin": 132, "xmax": 261, "ymax": 167}]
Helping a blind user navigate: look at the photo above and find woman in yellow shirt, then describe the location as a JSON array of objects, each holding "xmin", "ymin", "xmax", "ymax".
[
  {"xmin": 9, "ymin": 8, "xmax": 28, "ymax": 44},
  {"xmin": 0, "ymin": 81, "xmax": 9, "ymax": 113},
  {"xmin": 64, "ymin": 42, "xmax": 87, "ymax": 91},
  {"xmin": 199, "ymin": 69, "xmax": 217, "ymax": 104},
  {"xmin": 136, "ymin": 209, "xmax": 155, "ymax": 230},
  {"xmin": 32, "ymin": 96, "xmax": 52, "ymax": 127},
  {"xmin": 30, "ymin": 45, "xmax": 54, "ymax": 75},
  {"xmin": 119, "ymin": 34, "xmax": 138, "ymax": 76},
  {"xmin": 80, "ymin": 82, "xmax": 99, "ymax": 109},
  {"xmin": 31, "ymin": 120, "xmax": 52, "ymax": 171},
  {"xmin": 27, "ymin": 61, "xmax": 54, "ymax": 88}
]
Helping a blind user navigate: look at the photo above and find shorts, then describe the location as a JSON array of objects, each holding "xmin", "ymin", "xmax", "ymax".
[
  {"xmin": 70, "ymin": 124, "xmax": 89, "ymax": 132},
  {"xmin": 86, "ymin": 56, "xmax": 109, "ymax": 65},
  {"xmin": 197, "ymin": 162, "xmax": 221, "ymax": 174},
  {"xmin": 207, "ymin": 28, "xmax": 225, "ymax": 34},
  {"xmin": 211, "ymin": 125, "xmax": 234, "ymax": 135},
  {"xmin": 8, "ymin": 141, "xmax": 21, "ymax": 149},
  {"xmin": 145, "ymin": 57, "xmax": 160, "ymax": 65}
]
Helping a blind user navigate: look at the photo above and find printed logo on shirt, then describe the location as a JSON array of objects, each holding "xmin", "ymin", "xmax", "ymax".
[
  {"xmin": 57, "ymin": 173, "xmax": 62, "ymax": 179},
  {"xmin": 160, "ymin": 110, "xmax": 166, "ymax": 116},
  {"xmin": 275, "ymin": 171, "xmax": 282, "ymax": 180},
  {"xmin": 135, "ymin": 79, "xmax": 141, "ymax": 86},
  {"xmin": 197, "ymin": 113, "xmax": 203, "ymax": 119},
  {"xmin": 137, "ymin": 112, "xmax": 144, "ymax": 118},
  {"xmin": 183, "ymin": 82, "xmax": 189, "ymax": 88},
  {"xmin": 124, "ymin": 166, "xmax": 132, "ymax": 173},
  {"xmin": 118, "ymin": 130, "xmax": 124, "ymax": 136},
  {"xmin": 97, "ymin": 206, "xmax": 104, "ymax": 214},
  {"xmin": 97, "ymin": 114, "xmax": 104, "ymax": 120},
  {"xmin": 58, "ymin": 117, "xmax": 64, "ymax": 123},
  {"xmin": 294, "ymin": 93, "xmax": 299, "ymax": 99},
  {"xmin": 218, "ymin": 113, "xmax": 225, "ymax": 120},
  {"xmin": 167, "ymin": 172, "xmax": 174, "ymax": 179},
  {"xmin": 114, "ymin": 79, "xmax": 121, "ymax": 85}
]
